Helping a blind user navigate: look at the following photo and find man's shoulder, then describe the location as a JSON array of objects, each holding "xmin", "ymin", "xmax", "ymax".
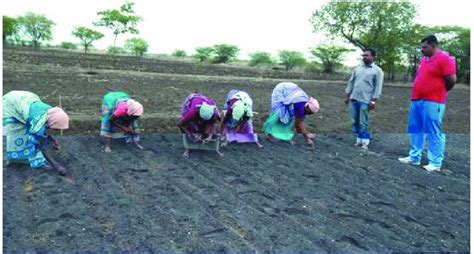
[
  {"xmin": 372, "ymin": 63, "xmax": 383, "ymax": 72},
  {"xmin": 436, "ymin": 50, "xmax": 455, "ymax": 63},
  {"xmin": 372, "ymin": 63, "xmax": 382, "ymax": 71}
]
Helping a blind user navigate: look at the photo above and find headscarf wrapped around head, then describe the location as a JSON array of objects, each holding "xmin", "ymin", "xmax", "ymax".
[
  {"xmin": 126, "ymin": 99, "xmax": 144, "ymax": 116},
  {"xmin": 232, "ymin": 100, "xmax": 246, "ymax": 121},
  {"xmin": 305, "ymin": 97, "xmax": 320, "ymax": 113},
  {"xmin": 232, "ymin": 100, "xmax": 253, "ymax": 121},
  {"xmin": 198, "ymin": 102, "xmax": 216, "ymax": 120},
  {"xmin": 46, "ymin": 107, "xmax": 69, "ymax": 129}
]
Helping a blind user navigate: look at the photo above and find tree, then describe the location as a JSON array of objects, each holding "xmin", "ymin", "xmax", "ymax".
[
  {"xmin": 60, "ymin": 42, "xmax": 77, "ymax": 50},
  {"xmin": 16, "ymin": 12, "xmax": 55, "ymax": 49},
  {"xmin": 432, "ymin": 26, "xmax": 470, "ymax": 84},
  {"xmin": 172, "ymin": 49, "xmax": 187, "ymax": 58},
  {"xmin": 107, "ymin": 46, "xmax": 125, "ymax": 54},
  {"xmin": 401, "ymin": 25, "xmax": 470, "ymax": 84},
  {"xmin": 278, "ymin": 50, "xmax": 307, "ymax": 71},
  {"xmin": 212, "ymin": 44, "xmax": 239, "ymax": 63},
  {"xmin": 94, "ymin": 1, "xmax": 142, "ymax": 48},
  {"xmin": 249, "ymin": 51, "xmax": 273, "ymax": 66},
  {"xmin": 3, "ymin": 16, "xmax": 18, "ymax": 41},
  {"xmin": 124, "ymin": 37, "xmax": 148, "ymax": 56},
  {"xmin": 194, "ymin": 47, "xmax": 214, "ymax": 62},
  {"xmin": 311, "ymin": 1, "xmax": 417, "ymax": 79},
  {"xmin": 72, "ymin": 26, "xmax": 104, "ymax": 53},
  {"xmin": 310, "ymin": 45, "xmax": 352, "ymax": 73}
]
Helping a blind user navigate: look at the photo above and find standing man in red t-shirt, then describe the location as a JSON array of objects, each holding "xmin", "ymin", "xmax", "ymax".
[{"xmin": 398, "ymin": 35, "xmax": 457, "ymax": 171}]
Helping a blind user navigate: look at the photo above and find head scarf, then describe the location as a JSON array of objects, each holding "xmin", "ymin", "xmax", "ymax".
[
  {"xmin": 305, "ymin": 97, "xmax": 320, "ymax": 113},
  {"xmin": 199, "ymin": 102, "xmax": 216, "ymax": 120},
  {"xmin": 46, "ymin": 107, "xmax": 69, "ymax": 129},
  {"xmin": 126, "ymin": 99, "xmax": 144, "ymax": 116},
  {"xmin": 232, "ymin": 100, "xmax": 246, "ymax": 121}
]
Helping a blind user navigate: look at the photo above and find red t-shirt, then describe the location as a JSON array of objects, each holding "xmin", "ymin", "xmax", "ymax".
[{"xmin": 411, "ymin": 50, "xmax": 456, "ymax": 103}]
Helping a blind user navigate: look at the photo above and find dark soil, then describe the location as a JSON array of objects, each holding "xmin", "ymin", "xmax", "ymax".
[
  {"xmin": 3, "ymin": 48, "xmax": 470, "ymax": 252},
  {"xmin": 3, "ymin": 133, "xmax": 469, "ymax": 252}
]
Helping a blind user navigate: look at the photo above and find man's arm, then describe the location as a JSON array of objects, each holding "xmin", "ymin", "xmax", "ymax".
[
  {"xmin": 445, "ymin": 74, "xmax": 457, "ymax": 91},
  {"xmin": 344, "ymin": 69, "xmax": 356, "ymax": 104},
  {"xmin": 372, "ymin": 68, "xmax": 384, "ymax": 101},
  {"xmin": 369, "ymin": 68, "xmax": 384, "ymax": 110}
]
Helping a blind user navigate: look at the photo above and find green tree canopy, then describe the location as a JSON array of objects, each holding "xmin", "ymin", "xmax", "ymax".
[
  {"xmin": 94, "ymin": 1, "xmax": 142, "ymax": 48},
  {"xmin": 278, "ymin": 50, "xmax": 307, "ymax": 71},
  {"xmin": 16, "ymin": 12, "xmax": 55, "ymax": 49},
  {"xmin": 310, "ymin": 45, "xmax": 353, "ymax": 73},
  {"xmin": 172, "ymin": 49, "xmax": 187, "ymax": 58},
  {"xmin": 249, "ymin": 51, "xmax": 274, "ymax": 66},
  {"xmin": 432, "ymin": 26, "xmax": 470, "ymax": 84},
  {"xmin": 124, "ymin": 37, "xmax": 148, "ymax": 56},
  {"xmin": 60, "ymin": 42, "xmax": 77, "ymax": 50},
  {"xmin": 72, "ymin": 26, "xmax": 104, "ymax": 53},
  {"xmin": 3, "ymin": 16, "xmax": 18, "ymax": 41},
  {"xmin": 194, "ymin": 47, "xmax": 214, "ymax": 62},
  {"xmin": 211, "ymin": 44, "xmax": 240, "ymax": 63},
  {"xmin": 311, "ymin": 1, "xmax": 417, "ymax": 79}
]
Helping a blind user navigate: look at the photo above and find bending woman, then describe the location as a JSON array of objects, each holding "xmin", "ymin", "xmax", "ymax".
[
  {"xmin": 100, "ymin": 90, "xmax": 144, "ymax": 152},
  {"xmin": 3, "ymin": 91, "xmax": 69, "ymax": 176},
  {"xmin": 263, "ymin": 82, "xmax": 320, "ymax": 148},
  {"xmin": 220, "ymin": 89, "xmax": 262, "ymax": 148},
  {"xmin": 177, "ymin": 92, "xmax": 221, "ymax": 158}
]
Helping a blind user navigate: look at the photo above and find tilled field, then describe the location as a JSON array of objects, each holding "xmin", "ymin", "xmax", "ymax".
[
  {"xmin": 2, "ymin": 48, "xmax": 470, "ymax": 252},
  {"xmin": 3, "ymin": 133, "xmax": 469, "ymax": 252}
]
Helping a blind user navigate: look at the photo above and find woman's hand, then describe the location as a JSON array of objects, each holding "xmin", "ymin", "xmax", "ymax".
[
  {"xmin": 51, "ymin": 138, "xmax": 61, "ymax": 150},
  {"xmin": 54, "ymin": 164, "xmax": 67, "ymax": 176},
  {"xmin": 202, "ymin": 135, "xmax": 213, "ymax": 143}
]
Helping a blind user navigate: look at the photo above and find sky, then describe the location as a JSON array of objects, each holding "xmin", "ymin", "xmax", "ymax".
[{"xmin": 2, "ymin": 0, "xmax": 472, "ymax": 65}]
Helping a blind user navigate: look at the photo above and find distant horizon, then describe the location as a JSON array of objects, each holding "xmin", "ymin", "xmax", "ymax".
[{"xmin": 2, "ymin": 0, "xmax": 471, "ymax": 66}]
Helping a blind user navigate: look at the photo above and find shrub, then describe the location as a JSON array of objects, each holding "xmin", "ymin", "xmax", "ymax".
[{"xmin": 172, "ymin": 49, "xmax": 187, "ymax": 58}]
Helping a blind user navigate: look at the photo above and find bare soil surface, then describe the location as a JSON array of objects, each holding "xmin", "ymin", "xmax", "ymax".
[
  {"xmin": 3, "ymin": 48, "xmax": 470, "ymax": 252},
  {"xmin": 3, "ymin": 134, "xmax": 469, "ymax": 252}
]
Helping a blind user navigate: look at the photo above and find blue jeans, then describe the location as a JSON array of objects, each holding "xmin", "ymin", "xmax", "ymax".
[
  {"xmin": 349, "ymin": 100, "xmax": 370, "ymax": 141},
  {"xmin": 407, "ymin": 100, "xmax": 446, "ymax": 167}
]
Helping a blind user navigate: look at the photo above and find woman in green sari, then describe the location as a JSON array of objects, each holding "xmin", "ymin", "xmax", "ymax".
[
  {"xmin": 3, "ymin": 91, "xmax": 69, "ymax": 176},
  {"xmin": 263, "ymin": 82, "xmax": 320, "ymax": 148}
]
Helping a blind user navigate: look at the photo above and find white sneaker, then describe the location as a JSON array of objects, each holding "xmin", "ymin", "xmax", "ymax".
[
  {"xmin": 398, "ymin": 156, "xmax": 421, "ymax": 166},
  {"xmin": 354, "ymin": 138, "xmax": 362, "ymax": 147},
  {"xmin": 360, "ymin": 144, "xmax": 369, "ymax": 150},
  {"xmin": 423, "ymin": 164, "xmax": 441, "ymax": 171}
]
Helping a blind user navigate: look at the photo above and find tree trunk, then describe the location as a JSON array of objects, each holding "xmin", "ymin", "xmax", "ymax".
[{"xmin": 113, "ymin": 33, "xmax": 118, "ymax": 48}]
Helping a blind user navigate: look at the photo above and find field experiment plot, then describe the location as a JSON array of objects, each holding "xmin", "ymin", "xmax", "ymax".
[{"xmin": 3, "ymin": 48, "xmax": 470, "ymax": 252}]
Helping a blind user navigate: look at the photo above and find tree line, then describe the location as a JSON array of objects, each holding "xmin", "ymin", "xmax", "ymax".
[
  {"xmin": 3, "ymin": 1, "xmax": 470, "ymax": 83},
  {"xmin": 311, "ymin": 0, "xmax": 470, "ymax": 83}
]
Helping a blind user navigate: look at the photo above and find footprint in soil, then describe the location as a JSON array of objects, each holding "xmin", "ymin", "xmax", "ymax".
[
  {"xmin": 302, "ymin": 174, "xmax": 321, "ymax": 182},
  {"xmin": 248, "ymin": 161, "xmax": 259, "ymax": 167},
  {"xmin": 340, "ymin": 235, "xmax": 368, "ymax": 251},
  {"xmin": 283, "ymin": 207, "xmax": 309, "ymax": 216}
]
